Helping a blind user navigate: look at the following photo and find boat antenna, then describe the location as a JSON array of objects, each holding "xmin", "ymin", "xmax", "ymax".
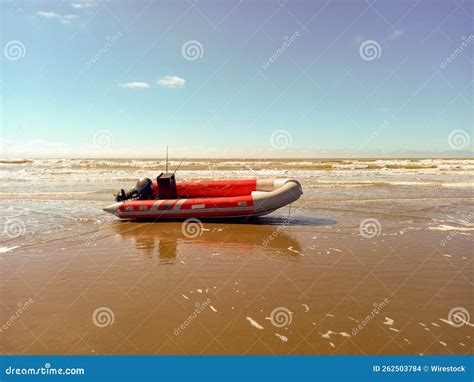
[
  {"xmin": 165, "ymin": 146, "xmax": 169, "ymax": 173},
  {"xmin": 173, "ymin": 158, "xmax": 185, "ymax": 176}
]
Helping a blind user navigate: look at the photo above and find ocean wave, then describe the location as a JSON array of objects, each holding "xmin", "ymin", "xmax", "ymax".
[
  {"xmin": 0, "ymin": 190, "xmax": 110, "ymax": 196},
  {"xmin": 308, "ymin": 180, "xmax": 473, "ymax": 188},
  {"xmin": 428, "ymin": 225, "xmax": 474, "ymax": 232},
  {"xmin": 0, "ymin": 159, "xmax": 33, "ymax": 164},
  {"xmin": 2, "ymin": 158, "xmax": 473, "ymax": 168}
]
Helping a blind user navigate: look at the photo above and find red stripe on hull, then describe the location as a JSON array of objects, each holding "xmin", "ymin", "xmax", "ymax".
[
  {"xmin": 179, "ymin": 195, "xmax": 254, "ymax": 210},
  {"xmin": 117, "ymin": 209, "xmax": 257, "ymax": 219},
  {"xmin": 118, "ymin": 195, "xmax": 254, "ymax": 216}
]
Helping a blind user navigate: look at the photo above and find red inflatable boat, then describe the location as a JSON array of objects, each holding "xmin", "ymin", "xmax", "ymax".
[{"xmin": 103, "ymin": 176, "xmax": 302, "ymax": 220}]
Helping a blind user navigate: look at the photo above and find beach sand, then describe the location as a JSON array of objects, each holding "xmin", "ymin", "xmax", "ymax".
[{"xmin": 0, "ymin": 158, "xmax": 472, "ymax": 355}]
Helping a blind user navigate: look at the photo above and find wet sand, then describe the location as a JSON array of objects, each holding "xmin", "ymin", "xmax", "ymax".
[{"xmin": 0, "ymin": 159, "xmax": 473, "ymax": 355}]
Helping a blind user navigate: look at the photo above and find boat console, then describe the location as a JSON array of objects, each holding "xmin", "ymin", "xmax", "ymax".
[{"xmin": 156, "ymin": 173, "xmax": 178, "ymax": 199}]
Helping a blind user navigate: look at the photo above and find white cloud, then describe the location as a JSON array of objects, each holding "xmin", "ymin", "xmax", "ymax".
[
  {"xmin": 388, "ymin": 29, "xmax": 404, "ymax": 39},
  {"xmin": 71, "ymin": 1, "xmax": 97, "ymax": 9},
  {"xmin": 36, "ymin": 11, "xmax": 79, "ymax": 24},
  {"xmin": 157, "ymin": 76, "xmax": 186, "ymax": 88},
  {"xmin": 62, "ymin": 14, "xmax": 79, "ymax": 23},
  {"xmin": 37, "ymin": 11, "xmax": 59, "ymax": 18},
  {"xmin": 119, "ymin": 82, "xmax": 151, "ymax": 89}
]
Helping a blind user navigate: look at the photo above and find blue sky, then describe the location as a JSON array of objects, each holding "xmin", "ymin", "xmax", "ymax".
[{"xmin": 1, "ymin": 0, "xmax": 473, "ymax": 157}]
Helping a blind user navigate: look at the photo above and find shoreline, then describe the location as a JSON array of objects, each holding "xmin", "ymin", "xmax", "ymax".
[{"xmin": 0, "ymin": 158, "xmax": 472, "ymax": 355}]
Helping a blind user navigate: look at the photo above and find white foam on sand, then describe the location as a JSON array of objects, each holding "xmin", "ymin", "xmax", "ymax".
[
  {"xmin": 275, "ymin": 333, "xmax": 288, "ymax": 342},
  {"xmin": 246, "ymin": 317, "xmax": 264, "ymax": 330},
  {"xmin": 383, "ymin": 317, "xmax": 394, "ymax": 326},
  {"xmin": 0, "ymin": 246, "xmax": 19, "ymax": 253},
  {"xmin": 321, "ymin": 330, "xmax": 351, "ymax": 339},
  {"xmin": 321, "ymin": 330, "xmax": 332, "ymax": 339},
  {"xmin": 440, "ymin": 318, "xmax": 456, "ymax": 327},
  {"xmin": 440, "ymin": 317, "xmax": 474, "ymax": 328}
]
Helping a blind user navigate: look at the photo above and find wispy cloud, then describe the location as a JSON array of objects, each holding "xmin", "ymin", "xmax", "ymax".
[
  {"xmin": 36, "ymin": 11, "xmax": 79, "ymax": 24},
  {"xmin": 71, "ymin": 1, "xmax": 97, "ymax": 9},
  {"xmin": 37, "ymin": 11, "xmax": 58, "ymax": 18},
  {"xmin": 157, "ymin": 76, "xmax": 186, "ymax": 88},
  {"xmin": 119, "ymin": 82, "xmax": 151, "ymax": 89},
  {"xmin": 388, "ymin": 29, "xmax": 404, "ymax": 40}
]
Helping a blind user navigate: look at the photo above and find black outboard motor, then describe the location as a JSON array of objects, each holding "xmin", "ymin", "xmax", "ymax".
[{"xmin": 115, "ymin": 177, "xmax": 154, "ymax": 202}]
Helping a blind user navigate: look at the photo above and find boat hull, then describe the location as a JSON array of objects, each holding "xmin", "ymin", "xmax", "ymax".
[{"xmin": 103, "ymin": 178, "xmax": 302, "ymax": 220}]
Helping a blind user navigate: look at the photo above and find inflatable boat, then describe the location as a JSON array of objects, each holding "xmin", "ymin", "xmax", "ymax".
[{"xmin": 103, "ymin": 175, "xmax": 302, "ymax": 220}]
